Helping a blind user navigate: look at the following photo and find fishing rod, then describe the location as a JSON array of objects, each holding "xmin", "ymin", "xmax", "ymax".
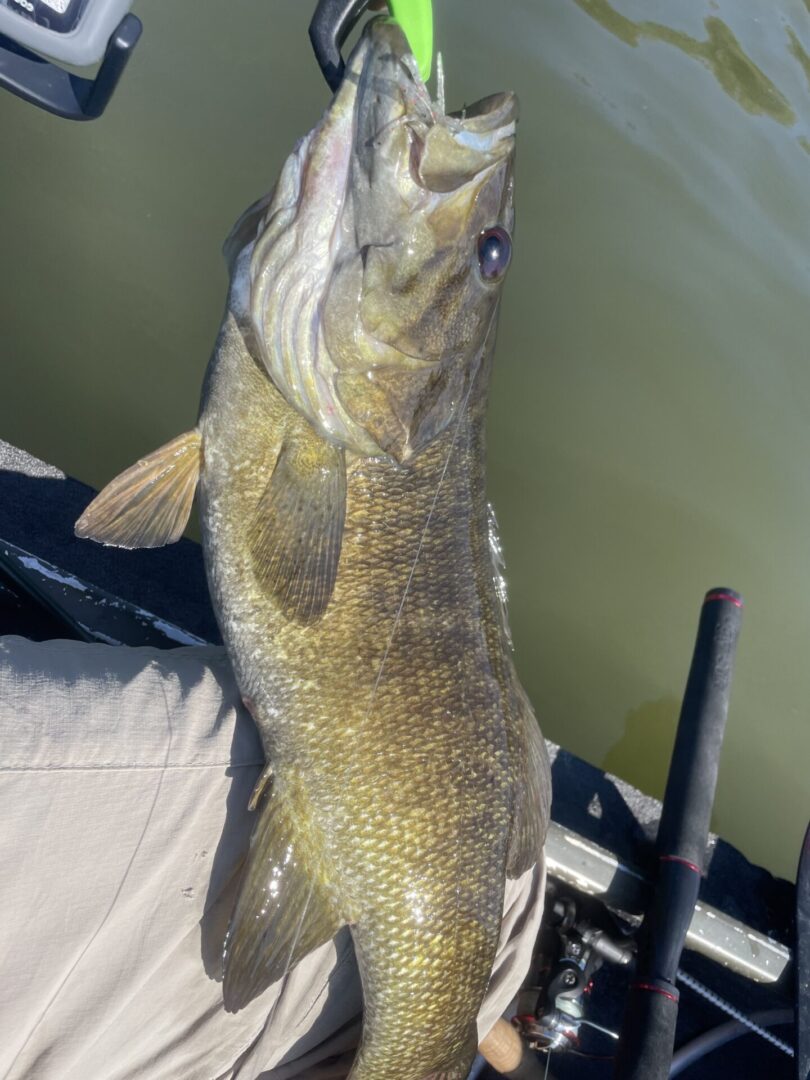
[
  {"xmin": 498, "ymin": 589, "xmax": 765, "ymax": 1080},
  {"xmin": 797, "ymin": 821, "xmax": 810, "ymax": 1080},
  {"xmin": 613, "ymin": 588, "xmax": 743, "ymax": 1079}
]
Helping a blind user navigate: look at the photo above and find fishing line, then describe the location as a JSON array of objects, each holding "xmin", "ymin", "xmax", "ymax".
[
  {"xmin": 361, "ymin": 321, "xmax": 496, "ymax": 1041},
  {"xmin": 365, "ymin": 339, "xmax": 485, "ymax": 717},
  {"xmin": 256, "ymin": 879, "xmax": 317, "ymax": 1058}
]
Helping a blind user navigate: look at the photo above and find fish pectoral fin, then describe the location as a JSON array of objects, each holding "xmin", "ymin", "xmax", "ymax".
[
  {"xmin": 224, "ymin": 789, "xmax": 342, "ymax": 1012},
  {"xmin": 248, "ymin": 436, "xmax": 346, "ymax": 624},
  {"xmin": 506, "ymin": 691, "xmax": 552, "ymax": 878},
  {"xmin": 75, "ymin": 430, "xmax": 202, "ymax": 549}
]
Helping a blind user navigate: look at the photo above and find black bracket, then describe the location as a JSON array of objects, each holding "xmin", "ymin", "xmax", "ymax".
[
  {"xmin": 0, "ymin": 12, "xmax": 142, "ymax": 121},
  {"xmin": 309, "ymin": 0, "xmax": 372, "ymax": 91}
]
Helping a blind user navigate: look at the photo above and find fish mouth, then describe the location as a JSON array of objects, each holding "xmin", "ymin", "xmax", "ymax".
[
  {"xmin": 350, "ymin": 18, "xmax": 518, "ymax": 137},
  {"xmin": 338, "ymin": 18, "xmax": 518, "ymax": 366},
  {"xmin": 350, "ymin": 19, "xmax": 517, "ymax": 204},
  {"xmin": 248, "ymin": 17, "xmax": 517, "ymax": 459}
]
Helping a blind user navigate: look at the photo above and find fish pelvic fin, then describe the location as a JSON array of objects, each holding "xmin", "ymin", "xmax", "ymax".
[
  {"xmin": 75, "ymin": 430, "xmax": 202, "ymax": 549},
  {"xmin": 248, "ymin": 435, "xmax": 346, "ymax": 624},
  {"xmin": 223, "ymin": 785, "xmax": 343, "ymax": 1012},
  {"xmin": 507, "ymin": 691, "xmax": 552, "ymax": 878}
]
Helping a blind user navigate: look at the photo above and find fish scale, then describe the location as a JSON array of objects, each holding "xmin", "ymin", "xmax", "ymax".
[{"xmin": 197, "ymin": 311, "xmax": 533, "ymax": 1078}]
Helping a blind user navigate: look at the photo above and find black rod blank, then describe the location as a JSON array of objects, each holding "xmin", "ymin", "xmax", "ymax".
[
  {"xmin": 614, "ymin": 588, "xmax": 743, "ymax": 1080},
  {"xmin": 308, "ymin": 0, "xmax": 371, "ymax": 91},
  {"xmin": 796, "ymin": 821, "xmax": 810, "ymax": 1080}
]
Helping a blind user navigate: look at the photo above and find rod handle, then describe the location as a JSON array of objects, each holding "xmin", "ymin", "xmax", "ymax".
[
  {"xmin": 657, "ymin": 587, "xmax": 743, "ymax": 868},
  {"xmin": 479, "ymin": 1019, "xmax": 548, "ymax": 1079}
]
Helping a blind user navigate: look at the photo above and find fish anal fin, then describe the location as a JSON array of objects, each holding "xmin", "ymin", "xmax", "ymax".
[
  {"xmin": 507, "ymin": 693, "xmax": 552, "ymax": 878},
  {"xmin": 223, "ymin": 788, "xmax": 342, "ymax": 1012},
  {"xmin": 75, "ymin": 430, "xmax": 202, "ymax": 549},
  {"xmin": 248, "ymin": 436, "xmax": 346, "ymax": 624}
]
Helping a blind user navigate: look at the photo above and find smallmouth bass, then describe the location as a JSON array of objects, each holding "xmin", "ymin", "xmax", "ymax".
[{"xmin": 77, "ymin": 19, "xmax": 550, "ymax": 1079}]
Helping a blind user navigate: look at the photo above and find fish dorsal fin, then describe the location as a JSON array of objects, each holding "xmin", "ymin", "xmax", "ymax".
[
  {"xmin": 223, "ymin": 785, "xmax": 343, "ymax": 1012},
  {"xmin": 248, "ymin": 436, "xmax": 346, "ymax": 624},
  {"xmin": 507, "ymin": 691, "xmax": 552, "ymax": 878},
  {"xmin": 75, "ymin": 430, "xmax": 202, "ymax": 549}
]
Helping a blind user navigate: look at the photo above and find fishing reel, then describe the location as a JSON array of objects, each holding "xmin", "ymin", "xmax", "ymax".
[{"xmin": 513, "ymin": 890, "xmax": 634, "ymax": 1057}]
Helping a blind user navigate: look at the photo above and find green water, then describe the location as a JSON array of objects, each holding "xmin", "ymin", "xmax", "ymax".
[{"xmin": 1, "ymin": 0, "xmax": 809, "ymax": 881}]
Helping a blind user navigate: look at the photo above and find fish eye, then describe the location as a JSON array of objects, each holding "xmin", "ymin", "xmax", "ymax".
[{"xmin": 477, "ymin": 226, "xmax": 512, "ymax": 281}]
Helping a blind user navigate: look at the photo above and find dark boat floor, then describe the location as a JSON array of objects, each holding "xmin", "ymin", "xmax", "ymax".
[{"xmin": 0, "ymin": 439, "xmax": 797, "ymax": 1079}]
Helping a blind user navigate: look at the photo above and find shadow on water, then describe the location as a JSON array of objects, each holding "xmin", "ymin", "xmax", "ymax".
[
  {"xmin": 788, "ymin": 25, "xmax": 810, "ymax": 89},
  {"xmin": 571, "ymin": 0, "xmax": 797, "ymax": 125},
  {"xmin": 602, "ymin": 695, "xmax": 680, "ymax": 802}
]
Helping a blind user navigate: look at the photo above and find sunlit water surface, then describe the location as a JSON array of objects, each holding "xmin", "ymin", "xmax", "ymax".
[{"xmin": 1, "ymin": 0, "xmax": 809, "ymax": 880}]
